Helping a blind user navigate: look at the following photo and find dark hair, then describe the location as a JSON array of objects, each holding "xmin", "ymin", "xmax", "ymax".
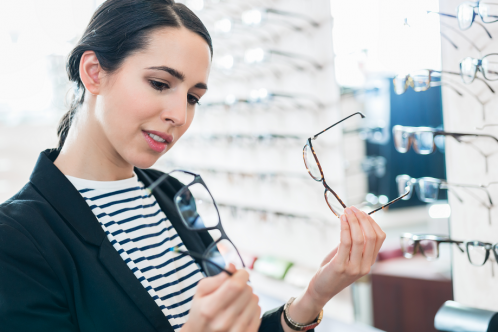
[{"xmin": 57, "ymin": 0, "xmax": 213, "ymax": 149}]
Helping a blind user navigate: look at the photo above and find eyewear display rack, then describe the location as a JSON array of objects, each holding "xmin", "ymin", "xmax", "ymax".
[
  {"xmin": 157, "ymin": 0, "xmax": 359, "ymax": 323},
  {"xmin": 439, "ymin": 0, "xmax": 498, "ymax": 312}
]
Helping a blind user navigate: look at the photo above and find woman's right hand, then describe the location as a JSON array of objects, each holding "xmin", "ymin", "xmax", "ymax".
[{"xmin": 181, "ymin": 266, "xmax": 261, "ymax": 332}]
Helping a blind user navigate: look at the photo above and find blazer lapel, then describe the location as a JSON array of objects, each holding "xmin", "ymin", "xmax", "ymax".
[
  {"xmin": 99, "ymin": 240, "xmax": 174, "ymax": 332},
  {"xmin": 30, "ymin": 149, "xmax": 174, "ymax": 332}
]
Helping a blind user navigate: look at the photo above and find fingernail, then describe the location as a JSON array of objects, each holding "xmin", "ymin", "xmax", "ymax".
[
  {"xmin": 351, "ymin": 206, "xmax": 360, "ymax": 213},
  {"xmin": 341, "ymin": 215, "xmax": 348, "ymax": 222},
  {"xmin": 345, "ymin": 208, "xmax": 353, "ymax": 215}
]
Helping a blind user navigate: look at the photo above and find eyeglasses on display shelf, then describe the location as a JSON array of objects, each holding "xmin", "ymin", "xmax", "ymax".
[
  {"xmin": 146, "ymin": 170, "xmax": 245, "ymax": 277},
  {"xmin": 396, "ymin": 174, "xmax": 494, "ymax": 224},
  {"xmin": 393, "ymin": 69, "xmax": 495, "ymax": 95},
  {"xmin": 393, "ymin": 125, "xmax": 498, "ymax": 172},
  {"xmin": 303, "ymin": 112, "xmax": 411, "ymax": 218},
  {"xmin": 400, "ymin": 233, "xmax": 465, "ymax": 260},
  {"xmin": 394, "ymin": 72, "xmax": 492, "ymax": 120},
  {"xmin": 427, "ymin": 1, "xmax": 498, "ymax": 38},
  {"xmin": 394, "ymin": 70, "xmax": 462, "ymax": 95},
  {"xmin": 460, "ymin": 53, "xmax": 498, "ymax": 84},
  {"xmin": 401, "ymin": 234, "xmax": 498, "ymax": 276}
]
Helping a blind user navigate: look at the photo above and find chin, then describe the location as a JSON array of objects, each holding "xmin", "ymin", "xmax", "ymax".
[{"xmin": 127, "ymin": 151, "xmax": 162, "ymax": 170}]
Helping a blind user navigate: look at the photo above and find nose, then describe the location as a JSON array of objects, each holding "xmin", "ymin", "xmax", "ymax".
[{"xmin": 160, "ymin": 89, "xmax": 188, "ymax": 127}]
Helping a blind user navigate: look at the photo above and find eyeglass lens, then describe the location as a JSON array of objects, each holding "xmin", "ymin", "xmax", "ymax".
[
  {"xmin": 460, "ymin": 57, "xmax": 478, "ymax": 84},
  {"xmin": 457, "ymin": 3, "xmax": 475, "ymax": 30},
  {"xmin": 419, "ymin": 240, "xmax": 438, "ymax": 260},
  {"xmin": 467, "ymin": 242, "xmax": 489, "ymax": 266},
  {"xmin": 393, "ymin": 127, "xmax": 437, "ymax": 155},
  {"xmin": 481, "ymin": 54, "xmax": 498, "ymax": 81},
  {"xmin": 479, "ymin": 3, "xmax": 498, "ymax": 23},
  {"xmin": 176, "ymin": 183, "xmax": 220, "ymax": 230},
  {"xmin": 410, "ymin": 69, "xmax": 432, "ymax": 92},
  {"xmin": 393, "ymin": 74, "xmax": 408, "ymax": 94},
  {"xmin": 413, "ymin": 131, "xmax": 436, "ymax": 154},
  {"xmin": 396, "ymin": 176, "xmax": 440, "ymax": 202},
  {"xmin": 303, "ymin": 142, "xmax": 322, "ymax": 180},
  {"xmin": 401, "ymin": 237, "xmax": 416, "ymax": 258},
  {"xmin": 393, "ymin": 128, "xmax": 411, "ymax": 153},
  {"xmin": 203, "ymin": 239, "xmax": 245, "ymax": 276},
  {"xmin": 325, "ymin": 190, "xmax": 345, "ymax": 217},
  {"xmin": 417, "ymin": 178, "xmax": 440, "ymax": 202}
]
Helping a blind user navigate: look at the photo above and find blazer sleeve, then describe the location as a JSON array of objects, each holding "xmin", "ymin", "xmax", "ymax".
[
  {"xmin": 259, "ymin": 305, "xmax": 285, "ymax": 332},
  {"xmin": 259, "ymin": 305, "xmax": 315, "ymax": 332},
  {"xmin": 0, "ymin": 222, "xmax": 78, "ymax": 332}
]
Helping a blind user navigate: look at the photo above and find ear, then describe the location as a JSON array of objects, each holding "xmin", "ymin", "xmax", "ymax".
[{"xmin": 79, "ymin": 50, "xmax": 102, "ymax": 95}]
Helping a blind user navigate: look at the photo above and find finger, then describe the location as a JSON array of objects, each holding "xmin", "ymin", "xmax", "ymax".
[
  {"xmin": 245, "ymin": 303, "xmax": 262, "ymax": 332},
  {"xmin": 364, "ymin": 211, "xmax": 387, "ymax": 265},
  {"xmin": 230, "ymin": 293, "xmax": 260, "ymax": 332},
  {"xmin": 212, "ymin": 284, "xmax": 253, "ymax": 331},
  {"xmin": 195, "ymin": 270, "xmax": 231, "ymax": 297},
  {"xmin": 334, "ymin": 215, "xmax": 352, "ymax": 264},
  {"xmin": 345, "ymin": 208, "xmax": 364, "ymax": 266},
  {"xmin": 352, "ymin": 206, "xmax": 376, "ymax": 274},
  {"xmin": 206, "ymin": 269, "xmax": 251, "ymax": 315}
]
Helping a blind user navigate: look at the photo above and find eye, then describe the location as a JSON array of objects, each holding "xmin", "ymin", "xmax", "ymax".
[
  {"xmin": 187, "ymin": 94, "xmax": 200, "ymax": 106},
  {"xmin": 149, "ymin": 80, "xmax": 169, "ymax": 92}
]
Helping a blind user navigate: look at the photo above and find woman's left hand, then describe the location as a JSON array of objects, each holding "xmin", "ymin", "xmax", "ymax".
[{"xmin": 282, "ymin": 206, "xmax": 386, "ymax": 329}]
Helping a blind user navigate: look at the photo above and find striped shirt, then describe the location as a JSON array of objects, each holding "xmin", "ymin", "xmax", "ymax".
[{"xmin": 66, "ymin": 173, "xmax": 204, "ymax": 331}]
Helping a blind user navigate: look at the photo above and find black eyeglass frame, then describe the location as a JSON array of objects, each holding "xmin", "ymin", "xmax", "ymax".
[
  {"xmin": 147, "ymin": 170, "xmax": 246, "ymax": 276},
  {"xmin": 400, "ymin": 233, "xmax": 465, "ymax": 260},
  {"xmin": 303, "ymin": 112, "xmax": 411, "ymax": 217},
  {"xmin": 465, "ymin": 241, "xmax": 498, "ymax": 267}
]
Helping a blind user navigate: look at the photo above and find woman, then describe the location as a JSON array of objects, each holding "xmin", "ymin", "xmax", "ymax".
[{"xmin": 0, "ymin": 1, "xmax": 386, "ymax": 331}]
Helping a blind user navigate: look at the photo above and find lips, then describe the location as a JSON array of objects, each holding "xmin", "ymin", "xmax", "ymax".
[
  {"xmin": 142, "ymin": 130, "xmax": 173, "ymax": 153},
  {"xmin": 143, "ymin": 130, "xmax": 173, "ymax": 144}
]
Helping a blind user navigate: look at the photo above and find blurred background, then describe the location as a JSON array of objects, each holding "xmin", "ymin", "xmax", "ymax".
[{"xmin": 2, "ymin": 0, "xmax": 498, "ymax": 331}]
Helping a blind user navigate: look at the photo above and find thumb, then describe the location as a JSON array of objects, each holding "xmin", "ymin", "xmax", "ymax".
[{"xmin": 196, "ymin": 268, "xmax": 231, "ymax": 296}]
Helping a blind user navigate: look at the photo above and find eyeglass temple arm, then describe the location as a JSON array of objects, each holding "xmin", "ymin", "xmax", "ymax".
[
  {"xmin": 427, "ymin": 11, "xmax": 493, "ymax": 39},
  {"xmin": 439, "ymin": 184, "xmax": 465, "ymax": 203},
  {"xmin": 446, "ymin": 182, "xmax": 494, "ymax": 206},
  {"xmin": 145, "ymin": 173, "xmax": 171, "ymax": 194},
  {"xmin": 312, "ymin": 112, "xmax": 366, "ymax": 140},
  {"xmin": 367, "ymin": 187, "xmax": 411, "ymax": 215},
  {"xmin": 437, "ymin": 132, "xmax": 498, "ymax": 144},
  {"xmin": 439, "ymin": 21, "xmax": 482, "ymax": 52},
  {"xmin": 438, "ymin": 70, "xmax": 496, "ymax": 93},
  {"xmin": 268, "ymin": 49, "xmax": 323, "ymax": 69},
  {"xmin": 265, "ymin": 8, "xmax": 321, "ymax": 27},
  {"xmin": 440, "ymin": 31, "xmax": 458, "ymax": 50},
  {"xmin": 171, "ymin": 248, "xmax": 234, "ymax": 276},
  {"xmin": 451, "ymin": 241, "xmax": 466, "ymax": 252},
  {"xmin": 431, "ymin": 81, "xmax": 464, "ymax": 96}
]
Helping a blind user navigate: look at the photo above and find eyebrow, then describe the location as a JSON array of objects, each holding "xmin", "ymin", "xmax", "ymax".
[{"xmin": 145, "ymin": 66, "xmax": 208, "ymax": 90}]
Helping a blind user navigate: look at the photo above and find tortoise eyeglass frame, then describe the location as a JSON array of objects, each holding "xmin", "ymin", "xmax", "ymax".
[{"xmin": 303, "ymin": 112, "xmax": 411, "ymax": 217}]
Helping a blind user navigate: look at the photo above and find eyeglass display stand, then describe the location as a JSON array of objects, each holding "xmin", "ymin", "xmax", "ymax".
[
  {"xmin": 434, "ymin": 301, "xmax": 498, "ymax": 332},
  {"xmin": 439, "ymin": 0, "xmax": 498, "ymax": 317}
]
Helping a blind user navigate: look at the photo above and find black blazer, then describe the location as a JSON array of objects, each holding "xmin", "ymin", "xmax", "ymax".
[{"xmin": 0, "ymin": 149, "xmax": 285, "ymax": 332}]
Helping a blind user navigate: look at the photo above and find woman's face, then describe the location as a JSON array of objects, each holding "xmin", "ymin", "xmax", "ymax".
[{"xmin": 95, "ymin": 27, "xmax": 211, "ymax": 169}]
